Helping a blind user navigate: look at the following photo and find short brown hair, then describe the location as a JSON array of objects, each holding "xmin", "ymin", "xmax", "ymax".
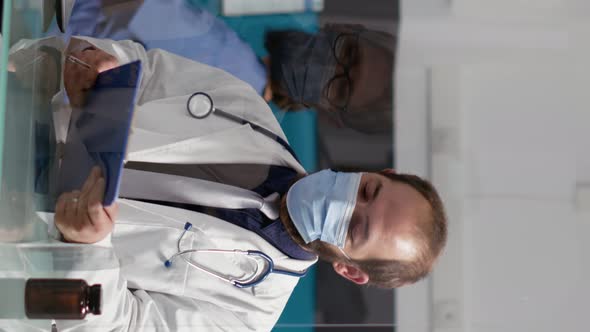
[{"xmin": 358, "ymin": 171, "xmax": 448, "ymax": 288}]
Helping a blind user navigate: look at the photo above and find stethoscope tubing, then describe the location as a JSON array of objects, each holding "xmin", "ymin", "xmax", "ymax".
[
  {"xmin": 171, "ymin": 92, "xmax": 307, "ymax": 287},
  {"xmin": 186, "ymin": 92, "xmax": 300, "ymax": 162},
  {"xmin": 165, "ymin": 222, "xmax": 307, "ymax": 288}
]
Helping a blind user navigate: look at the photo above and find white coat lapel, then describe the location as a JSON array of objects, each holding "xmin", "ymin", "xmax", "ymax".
[
  {"xmin": 128, "ymin": 121, "xmax": 305, "ymax": 174},
  {"xmin": 113, "ymin": 199, "xmax": 317, "ymax": 298}
]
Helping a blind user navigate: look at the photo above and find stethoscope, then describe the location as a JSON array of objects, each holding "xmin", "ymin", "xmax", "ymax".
[
  {"xmin": 186, "ymin": 92, "xmax": 299, "ymax": 161},
  {"xmin": 164, "ymin": 222, "xmax": 308, "ymax": 288},
  {"xmin": 162, "ymin": 94, "xmax": 306, "ymax": 288}
]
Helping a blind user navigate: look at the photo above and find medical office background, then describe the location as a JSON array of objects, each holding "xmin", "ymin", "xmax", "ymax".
[
  {"xmin": 241, "ymin": 0, "xmax": 590, "ymax": 331},
  {"xmin": 1, "ymin": 0, "xmax": 590, "ymax": 332}
]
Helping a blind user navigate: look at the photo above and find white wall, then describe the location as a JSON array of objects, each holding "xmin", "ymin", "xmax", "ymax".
[
  {"xmin": 429, "ymin": 62, "xmax": 590, "ymax": 332},
  {"xmin": 395, "ymin": 65, "xmax": 433, "ymax": 332},
  {"xmin": 396, "ymin": 1, "xmax": 590, "ymax": 331}
]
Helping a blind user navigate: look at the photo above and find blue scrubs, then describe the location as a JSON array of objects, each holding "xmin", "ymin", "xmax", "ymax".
[{"xmin": 61, "ymin": 0, "xmax": 268, "ymax": 95}]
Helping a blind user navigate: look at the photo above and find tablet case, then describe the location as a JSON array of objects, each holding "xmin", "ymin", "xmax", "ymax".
[{"xmin": 57, "ymin": 60, "xmax": 141, "ymax": 206}]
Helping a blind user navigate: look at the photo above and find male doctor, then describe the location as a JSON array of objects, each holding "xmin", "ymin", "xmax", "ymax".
[{"xmin": 11, "ymin": 36, "xmax": 447, "ymax": 331}]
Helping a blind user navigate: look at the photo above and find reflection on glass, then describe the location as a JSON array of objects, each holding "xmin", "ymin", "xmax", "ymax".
[
  {"xmin": 324, "ymin": 32, "xmax": 359, "ymax": 112},
  {"xmin": 0, "ymin": 0, "xmax": 403, "ymax": 331},
  {"xmin": 1, "ymin": 2, "xmax": 58, "ymax": 243}
]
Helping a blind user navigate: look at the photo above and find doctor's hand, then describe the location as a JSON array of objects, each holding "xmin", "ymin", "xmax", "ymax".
[
  {"xmin": 55, "ymin": 167, "xmax": 118, "ymax": 244},
  {"xmin": 64, "ymin": 47, "xmax": 119, "ymax": 107}
]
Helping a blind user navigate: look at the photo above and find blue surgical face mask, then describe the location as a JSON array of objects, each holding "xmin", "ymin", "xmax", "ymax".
[
  {"xmin": 266, "ymin": 30, "xmax": 339, "ymax": 106},
  {"xmin": 286, "ymin": 170, "xmax": 362, "ymax": 254}
]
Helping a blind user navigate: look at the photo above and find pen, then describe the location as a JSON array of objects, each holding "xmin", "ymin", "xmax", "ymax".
[{"xmin": 66, "ymin": 55, "xmax": 92, "ymax": 69}]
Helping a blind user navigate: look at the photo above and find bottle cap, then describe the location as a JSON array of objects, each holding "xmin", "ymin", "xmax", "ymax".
[{"xmin": 89, "ymin": 285, "xmax": 102, "ymax": 315}]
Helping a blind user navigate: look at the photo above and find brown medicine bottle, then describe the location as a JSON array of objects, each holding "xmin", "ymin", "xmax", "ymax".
[{"xmin": 25, "ymin": 279, "xmax": 101, "ymax": 319}]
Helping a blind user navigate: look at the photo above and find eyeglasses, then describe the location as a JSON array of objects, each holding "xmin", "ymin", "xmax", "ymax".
[{"xmin": 324, "ymin": 33, "xmax": 360, "ymax": 112}]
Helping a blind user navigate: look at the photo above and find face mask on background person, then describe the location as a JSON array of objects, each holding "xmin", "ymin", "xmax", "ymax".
[{"xmin": 268, "ymin": 30, "xmax": 339, "ymax": 106}]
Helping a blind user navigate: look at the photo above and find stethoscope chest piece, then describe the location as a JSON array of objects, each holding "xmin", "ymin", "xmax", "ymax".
[
  {"xmin": 187, "ymin": 92, "xmax": 215, "ymax": 119},
  {"xmin": 184, "ymin": 91, "xmax": 300, "ymax": 162}
]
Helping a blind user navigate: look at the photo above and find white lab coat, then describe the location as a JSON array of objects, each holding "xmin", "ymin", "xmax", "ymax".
[{"xmin": 4, "ymin": 37, "xmax": 315, "ymax": 332}]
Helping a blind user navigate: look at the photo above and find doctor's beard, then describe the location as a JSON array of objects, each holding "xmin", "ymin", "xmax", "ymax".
[{"xmin": 278, "ymin": 193, "xmax": 349, "ymax": 264}]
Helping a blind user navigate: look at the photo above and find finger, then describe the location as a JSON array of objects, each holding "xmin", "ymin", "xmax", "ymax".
[
  {"xmin": 97, "ymin": 57, "xmax": 118, "ymax": 73},
  {"xmin": 77, "ymin": 213, "xmax": 97, "ymax": 243},
  {"xmin": 63, "ymin": 63, "xmax": 77, "ymax": 91},
  {"xmin": 86, "ymin": 49, "xmax": 118, "ymax": 73},
  {"xmin": 72, "ymin": 50, "xmax": 97, "ymax": 69},
  {"xmin": 87, "ymin": 177, "xmax": 107, "ymax": 226},
  {"xmin": 8, "ymin": 61, "xmax": 16, "ymax": 72},
  {"xmin": 79, "ymin": 65, "xmax": 99, "ymax": 85},
  {"xmin": 55, "ymin": 193, "xmax": 72, "ymax": 234},
  {"xmin": 94, "ymin": 166, "xmax": 103, "ymax": 178},
  {"xmin": 55, "ymin": 192, "xmax": 79, "ymax": 240},
  {"xmin": 68, "ymin": 83, "xmax": 88, "ymax": 107},
  {"xmin": 69, "ymin": 51, "xmax": 93, "ymax": 67},
  {"xmin": 80, "ymin": 76, "xmax": 96, "ymax": 90},
  {"xmin": 65, "ymin": 58, "xmax": 87, "ymax": 79},
  {"xmin": 73, "ymin": 72, "xmax": 95, "ymax": 97},
  {"xmin": 64, "ymin": 191, "xmax": 81, "ymax": 222},
  {"xmin": 65, "ymin": 54, "xmax": 98, "ymax": 97},
  {"xmin": 64, "ymin": 68, "xmax": 86, "ymax": 107},
  {"xmin": 80, "ymin": 166, "xmax": 101, "ymax": 195},
  {"xmin": 103, "ymin": 202, "xmax": 118, "ymax": 221},
  {"xmin": 88, "ymin": 177, "xmax": 106, "ymax": 209},
  {"xmin": 78, "ymin": 167, "xmax": 101, "ymax": 227},
  {"xmin": 55, "ymin": 193, "xmax": 69, "ymax": 218}
]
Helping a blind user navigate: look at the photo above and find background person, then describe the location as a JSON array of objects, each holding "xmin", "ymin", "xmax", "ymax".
[{"xmin": 59, "ymin": 0, "xmax": 396, "ymax": 133}]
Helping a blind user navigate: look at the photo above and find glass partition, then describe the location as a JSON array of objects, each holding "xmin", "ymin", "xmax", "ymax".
[
  {"xmin": 0, "ymin": 0, "xmax": 399, "ymax": 331},
  {"xmin": 1, "ymin": 1, "xmax": 585, "ymax": 332},
  {"xmin": 0, "ymin": 0, "xmax": 56, "ymax": 243}
]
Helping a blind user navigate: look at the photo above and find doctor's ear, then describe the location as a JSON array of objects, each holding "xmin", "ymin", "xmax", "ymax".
[{"xmin": 332, "ymin": 261, "xmax": 369, "ymax": 285}]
